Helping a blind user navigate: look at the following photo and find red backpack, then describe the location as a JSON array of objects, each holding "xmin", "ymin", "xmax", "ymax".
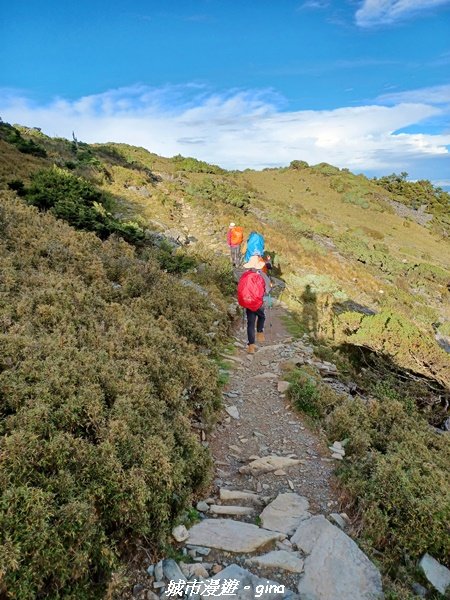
[{"xmin": 237, "ymin": 271, "xmax": 265, "ymax": 311}]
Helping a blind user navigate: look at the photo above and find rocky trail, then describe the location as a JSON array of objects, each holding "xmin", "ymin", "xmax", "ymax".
[{"xmin": 129, "ymin": 301, "xmax": 385, "ymax": 600}]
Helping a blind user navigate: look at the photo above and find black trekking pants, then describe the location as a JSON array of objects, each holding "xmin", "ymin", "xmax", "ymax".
[{"xmin": 246, "ymin": 307, "xmax": 265, "ymax": 345}]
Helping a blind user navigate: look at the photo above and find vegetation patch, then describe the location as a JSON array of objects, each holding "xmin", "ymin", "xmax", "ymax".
[
  {"xmin": 186, "ymin": 177, "xmax": 253, "ymax": 210},
  {"xmin": 11, "ymin": 166, "xmax": 146, "ymax": 246},
  {"xmin": 289, "ymin": 362, "xmax": 450, "ymax": 572},
  {"xmin": 0, "ymin": 194, "xmax": 228, "ymax": 599},
  {"xmin": 289, "ymin": 159, "xmax": 309, "ymax": 170},
  {"xmin": 337, "ymin": 310, "xmax": 450, "ymax": 393},
  {"xmin": 288, "ymin": 367, "xmax": 345, "ymax": 419},
  {"xmin": 342, "ymin": 191, "xmax": 370, "ymax": 209},
  {"xmin": 0, "ymin": 122, "xmax": 47, "ymax": 158},
  {"xmin": 171, "ymin": 154, "xmax": 225, "ymax": 174},
  {"xmin": 328, "ymin": 392, "xmax": 450, "ymax": 569},
  {"xmin": 311, "ymin": 162, "xmax": 341, "ymax": 176},
  {"xmin": 373, "ymin": 172, "xmax": 450, "ymax": 236}
]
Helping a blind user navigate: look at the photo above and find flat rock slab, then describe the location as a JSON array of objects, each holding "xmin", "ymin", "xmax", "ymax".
[
  {"xmin": 247, "ymin": 550, "xmax": 304, "ymax": 573},
  {"xmin": 188, "ymin": 519, "xmax": 285, "ymax": 553},
  {"xmin": 196, "ymin": 564, "xmax": 297, "ymax": 600},
  {"xmin": 292, "ymin": 516, "xmax": 383, "ymax": 600},
  {"xmin": 209, "ymin": 505, "xmax": 254, "ymax": 516},
  {"xmin": 260, "ymin": 493, "xmax": 310, "ymax": 535},
  {"xmin": 220, "ymin": 489, "xmax": 263, "ymax": 504},
  {"xmin": 225, "ymin": 406, "xmax": 240, "ymax": 419},
  {"xmin": 240, "ymin": 456, "xmax": 300, "ymax": 475},
  {"xmin": 419, "ymin": 553, "xmax": 450, "ymax": 595}
]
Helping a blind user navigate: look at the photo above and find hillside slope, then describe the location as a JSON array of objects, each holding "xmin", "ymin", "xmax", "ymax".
[
  {"xmin": 0, "ymin": 189, "xmax": 235, "ymax": 598},
  {"xmin": 1, "ymin": 123, "xmax": 449, "ymax": 598},
  {"xmin": 1, "ymin": 122, "xmax": 449, "ymax": 394}
]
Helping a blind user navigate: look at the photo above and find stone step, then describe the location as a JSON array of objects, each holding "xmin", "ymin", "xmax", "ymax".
[
  {"xmin": 209, "ymin": 504, "xmax": 255, "ymax": 516},
  {"xmin": 219, "ymin": 488, "xmax": 263, "ymax": 505}
]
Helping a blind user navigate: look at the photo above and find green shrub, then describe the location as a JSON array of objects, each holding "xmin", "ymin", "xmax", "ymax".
[
  {"xmin": 342, "ymin": 191, "xmax": 370, "ymax": 209},
  {"xmin": 0, "ymin": 122, "xmax": 47, "ymax": 158},
  {"xmin": 290, "ymin": 160, "xmax": 309, "ymax": 170},
  {"xmin": 21, "ymin": 166, "xmax": 145, "ymax": 245},
  {"xmin": 0, "ymin": 194, "xmax": 226, "ymax": 598},
  {"xmin": 289, "ymin": 370, "xmax": 322, "ymax": 418},
  {"xmin": 312, "ymin": 162, "xmax": 340, "ymax": 176},
  {"xmin": 187, "ymin": 177, "xmax": 252, "ymax": 210},
  {"xmin": 171, "ymin": 154, "xmax": 225, "ymax": 174},
  {"xmin": 373, "ymin": 172, "xmax": 450, "ymax": 236},
  {"xmin": 328, "ymin": 394, "xmax": 450, "ymax": 567},
  {"xmin": 329, "ymin": 177, "xmax": 348, "ymax": 193},
  {"xmin": 288, "ymin": 368, "xmax": 345, "ymax": 419}
]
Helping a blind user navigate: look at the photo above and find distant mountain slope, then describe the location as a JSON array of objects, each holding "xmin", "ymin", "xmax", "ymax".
[{"xmin": 1, "ymin": 122, "xmax": 449, "ymax": 390}]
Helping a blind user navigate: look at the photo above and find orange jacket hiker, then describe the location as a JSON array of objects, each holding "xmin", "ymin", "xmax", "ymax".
[{"xmin": 227, "ymin": 223, "xmax": 244, "ymax": 247}]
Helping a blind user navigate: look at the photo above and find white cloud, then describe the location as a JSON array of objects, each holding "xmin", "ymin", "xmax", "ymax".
[
  {"xmin": 355, "ymin": 0, "xmax": 450, "ymax": 27},
  {"xmin": 297, "ymin": 1, "xmax": 329, "ymax": 10},
  {"xmin": 377, "ymin": 83, "xmax": 450, "ymax": 105},
  {"xmin": 0, "ymin": 85, "xmax": 449, "ymax": 177}
]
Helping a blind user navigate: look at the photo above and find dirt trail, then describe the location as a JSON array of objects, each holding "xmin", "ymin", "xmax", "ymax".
[
  {"xmin": 175, "ymin": 198, "xmax": 340, "ymax": 511},
  {"xmin": 209, "ymin": 303, "xmax": 340, "ymax": 515}
]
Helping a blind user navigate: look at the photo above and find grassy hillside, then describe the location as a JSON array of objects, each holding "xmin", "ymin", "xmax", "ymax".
[
  {"xmin": 1, "ymin": 122, "xmax": 449, "ymax": 596},
  {"xmin": 1, "ymin": 121, "xmax": 449, "ymax": 408}
]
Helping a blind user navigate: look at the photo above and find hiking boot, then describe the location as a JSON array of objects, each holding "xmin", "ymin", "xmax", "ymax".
[
  {"xmin": 256, "ymin": 332, "xmax": 265, "ymax": 342},
  {"xmin": 247, "ymin": 344, "xmax": 256, "ymax": 354}
]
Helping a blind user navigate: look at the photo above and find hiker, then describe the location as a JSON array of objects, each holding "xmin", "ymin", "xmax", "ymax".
[
  {"xmin": 243, "ymin": 231, "xmax": 264, "ymax": 263},
  {"xmin": 227, "ymin": 222, "xmax": 244, "ymax": 267},
  {"xmin": 237, "ymin": 255, "xmax": 272, "ymax": 353}
]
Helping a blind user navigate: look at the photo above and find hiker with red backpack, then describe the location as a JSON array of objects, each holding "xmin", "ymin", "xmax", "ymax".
[
  {"xmin": 227, "ymin": 222, "xmax": 244, "ymax": 267},
  {"xmin": 237, "ymin": 254, "xmax": 272, "ymax": 353}
]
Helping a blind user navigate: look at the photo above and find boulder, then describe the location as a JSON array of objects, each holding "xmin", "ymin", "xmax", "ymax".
[
  {"xmin": 187, "ymin": 519, "xmax": 284, "ymax": 553},
  {"xmin": 172, "ymin": 524, "xmax": 189, "ymax": 542},
  {"xmin": 162, "ymin": 559, "xmax": 185, "ymax": 582},
  {"xmin": 292, "ymin": 516, "xmax": 383, "ymax": 599},
  {"xmin": 419, "ymin": 553, "xmax": 450, "ymax": 595},
  {"xmin": 260, "ymin": 493, "xmax": 310, "ymax": 535}
]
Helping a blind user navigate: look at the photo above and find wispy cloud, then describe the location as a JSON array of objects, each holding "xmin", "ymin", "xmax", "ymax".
[
  {"xmin": 355, "ymin": 0, "xmax": 450, "ymax": 27},
  {"xmin": 0, "ymin": 84, "xmax": 449, "ymax": 178},
  {"xmin": 377, "ymin": 83, "xmax": 450, "ymax": 105},
  {"xmin": 297, "ymin": 1, "xmax": 329, "ymax": 10}
]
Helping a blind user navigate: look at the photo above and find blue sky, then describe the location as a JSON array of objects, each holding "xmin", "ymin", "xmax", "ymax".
[{"xmin": 1, "ymin": 0, "xmax": 449, "ymax": 184}]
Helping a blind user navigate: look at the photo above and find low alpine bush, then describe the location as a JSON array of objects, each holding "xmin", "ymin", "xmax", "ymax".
[{"xmin": 0, "ymin": 193, "xmax": 226, "ymax": 598}]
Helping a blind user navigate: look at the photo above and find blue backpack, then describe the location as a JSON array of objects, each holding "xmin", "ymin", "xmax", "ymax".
[{"xmin": 244, "ymin": 232, "xmax": 264, "ymax": 262}]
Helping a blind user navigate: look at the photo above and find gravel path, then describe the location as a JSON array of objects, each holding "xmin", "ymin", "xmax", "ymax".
[{"xmin": 208, "ymin": 303, "xmax": 340, "ymax": 515}]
